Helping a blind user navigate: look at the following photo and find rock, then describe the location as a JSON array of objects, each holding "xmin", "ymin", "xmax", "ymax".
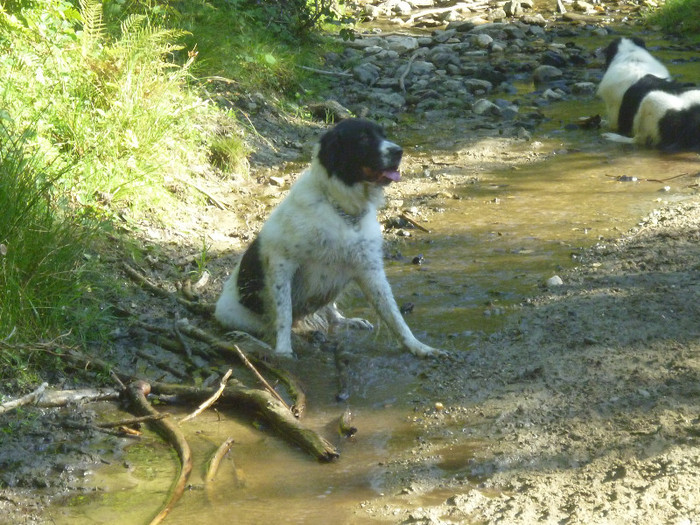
[
  {"xmin": 385, "ymin": 35, "xmax": 419, "ymax": 54},
  {"xmin": 533, "ymin": 64, "xmax": 563, "ymax": 85},
  {"xmin": 546, "ymin": 275, "xmax": 564, "ymax": 287},
  {"xmin": 573, "ymin": 0, "xmax": 595, "ymax": 11},
  {"xmin": 504, "ymin": 0, "xmax": 523, "ymax": 17},
  {"xmin": 306, "ymin": 100, "xmax": 353, "ymax": 121},
  {"xmin": 473, "ymin": 98, "xmax": 501, "ymax": 116},
  {"xmin": 464, "ymin": 78, "xmax": 493, "ymax": 94},
  {"xmin": 367, "ymin": 90, "xmax": 406, "ymax": 108},
  {"xmin": 522, "ymin": 14, "xmax": 547, "ymax": 26},
  {"xmin": 572, "ymin": 82, "xmax": 596, "ymax": 96},
  {"xmin": 353, "ymin": 62, "xmax": 381, "ymax": 85},
  {"xmin": 473, "ymin": 33, "xmax": 494, "ymax": 49}
]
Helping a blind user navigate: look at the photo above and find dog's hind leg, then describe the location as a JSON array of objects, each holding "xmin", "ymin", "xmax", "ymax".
[{"xmin": 324, "ymin": 303, "xmax": 374, "ymax": 331}]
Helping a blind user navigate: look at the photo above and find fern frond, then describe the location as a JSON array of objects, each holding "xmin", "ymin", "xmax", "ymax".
[{"xmin": 79, "ymin": 0, "xmax": 105, "ymax": 57}]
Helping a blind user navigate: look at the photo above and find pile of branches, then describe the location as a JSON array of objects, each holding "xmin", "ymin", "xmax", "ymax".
[{"xmin": 0, "ymin": 261, "xmax": 356, "ymax": 524}]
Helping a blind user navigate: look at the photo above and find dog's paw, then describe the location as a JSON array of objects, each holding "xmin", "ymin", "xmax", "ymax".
[
  {"xmin": 341, "ymin": 317, "xmax": 374, "ymax": 331},
  {"xmin": 274, "ymin": 344, "xmax": 295, "ymax": 357},
  {"xmin": 407, "ymin": 342, "xmax": 446, "ymax": 358}
]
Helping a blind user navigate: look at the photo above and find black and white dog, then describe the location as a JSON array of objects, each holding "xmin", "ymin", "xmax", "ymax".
[
  {"xmin": 597, "ymin": 37, "xmax": 700, "ymax": 150},
  {"xmin": 215, "ymin": 119, "xmax": 442, "ymax": 358}
]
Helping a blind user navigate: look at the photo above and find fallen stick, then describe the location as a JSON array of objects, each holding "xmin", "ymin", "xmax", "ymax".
[
  {"xmin": 0, "ymin": 385, "xmax": 120, "ymax": 414},
  {"xmin": 400, "ymin": 212, "xmax": 431, "ymax": 233},
  {"xmin": 180, "ymin": 369, "xmax": 233, "ymax": 424},
  {"xmin": 51, "ymin": 349, "xmax": 322, "ymax": 460},
  {"xmin": 399, "ymin": 51, "xmax": 421, "ymax": 93},
  {"xmin": 175, "ymin": 321, "xmax": 307, "ymax": 416},
  {"xmin": 150, "ymin": 381, "xmax": 339, "ymax": 462},
  {"xmin": 300, "ymin": 65, "xmax": 352, "ymax": 78},
  {"xmin": 205, "ymin": 437, "xmax": 236, "ymax": 483},
  {"xmin": 230, "ymin": 344, "xmax": 294, "ymax": 415},
  {"xmin": 0, "ymin": 382, "xmax": 48, "ymax": 415},
  {"xmin": 122, "ymin": 262, "xmax": 214, "ymax": 315},
  {"xmin": 96, "ymin": 413, "xmax": 169, "ymax": 428},
  {"xmin": 124, "ymin": 381, "xmax": 193, "ymax": 525}
]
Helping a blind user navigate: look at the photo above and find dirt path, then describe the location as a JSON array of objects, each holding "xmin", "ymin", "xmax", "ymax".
[{"xmin": 359, "ymin": 198, "xmax": 700, "ymax": 523}]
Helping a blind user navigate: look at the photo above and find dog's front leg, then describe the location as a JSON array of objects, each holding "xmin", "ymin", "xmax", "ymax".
[
  {"xmin": 268, "ymin": 260, "xmax": 296, "ymax": 356},
  {"xmin": 356, "ymin": 269, "xmax": 443, "ymax": 357}
]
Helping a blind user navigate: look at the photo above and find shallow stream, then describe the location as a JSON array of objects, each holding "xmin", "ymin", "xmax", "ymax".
[{"xmin": 50, "ymin": 31, "xmax": 700, "ymax": 525}]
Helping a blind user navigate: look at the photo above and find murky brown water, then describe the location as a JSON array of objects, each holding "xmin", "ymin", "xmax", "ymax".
[{"xmin": 50, "ymin": 33, "xmax": 700, "ymax": 525}]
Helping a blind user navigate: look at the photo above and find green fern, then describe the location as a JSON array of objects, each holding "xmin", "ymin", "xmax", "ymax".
[{"xmin": 79, "ymin": 0, "xmax": 105, "ymax": 57}]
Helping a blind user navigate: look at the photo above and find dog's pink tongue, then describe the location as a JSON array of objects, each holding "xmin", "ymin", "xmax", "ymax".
[{"xmin": 382, "ymin": 170, "xmax": 401, "ymax": 182}]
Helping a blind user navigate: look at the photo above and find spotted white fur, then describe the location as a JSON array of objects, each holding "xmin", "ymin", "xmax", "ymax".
[{"xmin": 215, "ymin": 119, "xmax": 441, "ymax": 358}]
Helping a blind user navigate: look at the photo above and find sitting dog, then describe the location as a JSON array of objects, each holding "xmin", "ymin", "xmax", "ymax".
[
  {"xmin": 597, "ymin": 37, "xmax": 700, "ymax": 150},
  {"xmin": 215, "ymin": 118, "xmax": 442, "ymax": 358}
]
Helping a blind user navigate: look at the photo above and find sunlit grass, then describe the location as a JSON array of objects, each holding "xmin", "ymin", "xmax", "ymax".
[{"xmin": 646, "ymin": 0, "xmax": 700, "ymax": 35}]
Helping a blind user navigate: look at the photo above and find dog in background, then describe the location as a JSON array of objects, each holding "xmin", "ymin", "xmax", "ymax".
[
  {"xmin": 215, "ymin": 118, "xmax": 442, "ymax": 358},
  {"xmin": 597, "ymin": 37, "xmax": 700, "ymax": 150}
]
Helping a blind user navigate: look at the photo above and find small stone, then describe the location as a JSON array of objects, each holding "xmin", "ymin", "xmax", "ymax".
[{"xmin": 546, "ymin": 275, "xmax": 564, "ymax": 287}]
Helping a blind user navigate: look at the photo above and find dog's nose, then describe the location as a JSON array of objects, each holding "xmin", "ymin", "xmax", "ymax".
[{"xmin": 385, "ymin": 141, "xmax": 403, "ymax": 163}]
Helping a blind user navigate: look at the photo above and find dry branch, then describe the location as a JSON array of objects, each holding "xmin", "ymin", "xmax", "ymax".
[
  {"xmin": 230, "ymin": 344, "xmax": 294, "ymax": 414},
  {"xmin": 150, "ymin": 381, "xmax": 339, "ymax": 462},
  {"xmin": 0, "ymin": 385, "xmax": 121, "ymax": 414},
  {"xmin": 0, "ymin": 382, "xmax": 47, "ymax": 415},
  {"xmin": 175, "ymin": 321, "xmax": 307, "ymax": 416},
  {"xmin": 124, "ymin": 381, "xmax": 193, "ymax": 525},
  {"xmin": 205, "ymin": 437, "xmax": 236, "ymax": 484},
  {"xmin": 122, "ymin": 262, "xmax": 214, "ymax": 315},
  {"xmin": 180, "ymin": 369, "xmax": 233, "ymax": 424},
  {"xmin": 96, "ymin": 413, "xmax": 169, "ymax": 428}
]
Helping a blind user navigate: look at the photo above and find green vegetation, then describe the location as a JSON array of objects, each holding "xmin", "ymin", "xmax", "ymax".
[
  {"xmin": 647, "ymin": 0, "xmax": 700, "ymax": 35},
  {"xmin": 0, "ymin": 0, "xmax": 339, "ymax": 390}
]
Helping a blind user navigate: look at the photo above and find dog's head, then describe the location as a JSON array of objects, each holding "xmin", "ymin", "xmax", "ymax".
[
  {"xmin": 600, "ymin": 37, "xmax": 647, "ymax": 70},
  {"xmin": 317, "ymin": 119, "xmax": 403, "ymax": 187}
]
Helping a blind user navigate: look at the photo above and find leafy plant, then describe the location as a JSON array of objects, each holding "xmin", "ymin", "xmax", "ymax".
[{"xmin": 646, "ymin": 0, "xmax": 700, "ymax": 35}]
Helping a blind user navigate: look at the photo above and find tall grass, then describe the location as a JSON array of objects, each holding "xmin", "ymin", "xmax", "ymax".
[
  {"xmin": 646, "ymin": 0, "xmax": 700, "ymax": 35},
  {"xmin": 0, "ymin": 118, "xmax": 103, "ymax": 386}
]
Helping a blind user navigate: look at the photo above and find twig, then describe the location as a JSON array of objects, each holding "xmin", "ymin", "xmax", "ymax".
[
  {"xmin": 205, "ymin": 437, "xmax": 236, "ymax": 483},
  {"xmin": 230, "ymin": 345, "xmax": 294, "ymax": 415},
  {"xmin": 180, "ymin": 369, "xmax": 233, "ymax": 424},
  {"xmin": 399, "ymin": 51, "xmax": 421, "ymax": 93},
  {"xmin": 299, "ymin": 65, "xmax": 353, "ymax": 78},
  {"xmin": 121, "ymin": 262, "xmax": 214, "ymax": 315},
  {"xmin": 125, "ymin": 381, "xmax": 193, "ymax": 525},
  {"xmin": 0, "ymin": 382, "xmax": 48, "ymax": 415},
  {"xmin": 400, "ymin": 212, "xmax": 431, "ymax": 233},
  {"xmin": 173, "ymin": 176, "xmax": 229, "ymax": 210},
  {"xmin": 96, "ymin": 413, "xmax": 170, "ymax": 428}
]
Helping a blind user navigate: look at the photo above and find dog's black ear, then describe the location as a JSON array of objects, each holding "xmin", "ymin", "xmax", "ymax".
[
  {"xmin": 631, "ymin": 37, "xmax": 647, "ymax": 49},
  {"xmin": 318, "ymin": 127, "xmax": 339, "ymax": 176},
  {"xmin": 603, "ymin": 38, "xmax": 622, "ymax": 70}
]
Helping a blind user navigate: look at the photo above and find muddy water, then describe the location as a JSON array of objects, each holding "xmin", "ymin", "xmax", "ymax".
[{"xmin": 53, "ymin": 50, "xmax": 700, "ymax": 525}]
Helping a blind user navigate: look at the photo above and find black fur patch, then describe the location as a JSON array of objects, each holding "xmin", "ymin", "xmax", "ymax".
[
  {"xmin": 317, "ymin": 118, "xmax": 402, "ymax": 186},
  {"xmin": 618, "ymin": 74, "xmax": 694, "ymax": 135},
  {"xmin": 237, "ymin": 236, "xmax": 265, "ymax": 314},
  {"xmin": 657, "ymin": 102, "xmax": 700, "ymax": 152},
  {"xmin": 602, "ymin": 37, "xmax": 647, "ymax": 71}
]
